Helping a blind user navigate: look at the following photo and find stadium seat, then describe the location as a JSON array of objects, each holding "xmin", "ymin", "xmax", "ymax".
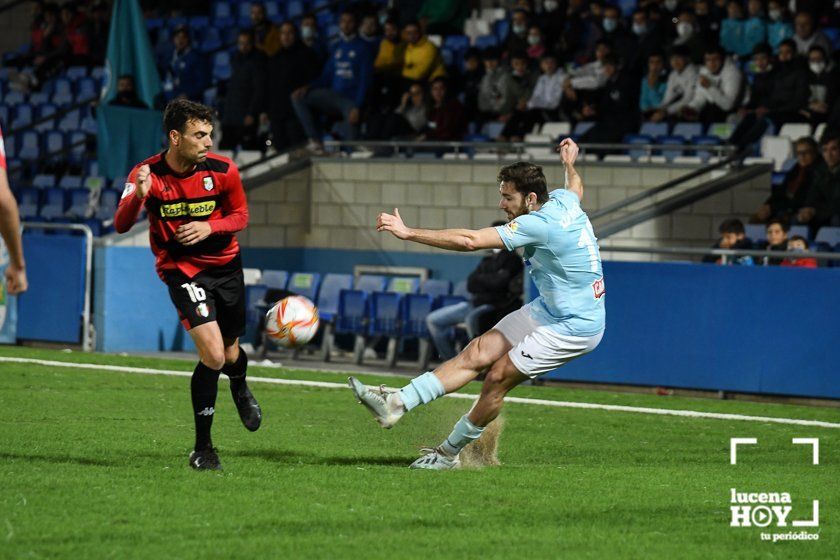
[
  {"xmin": 44, "ymin": 130, "xmax": 65, "ymax": 158},
  {"xmin": 815, "ymin": 227, "xmax": 840, "ymax": 247},
  {"xmin": 639, "ymin": 122, "xmax": 669, "ymax": 138},
  {"xmin": 401, "ymin": 292, "xmax": 435, "ymax": 366},
  {"xmin": 213, "ymin": 51, "xmax": 233, "ymax": 82},
  {"xmin": 443, "ymin": 35, "xmax": 470, "ymax": 53},
  {"xmin": 81, "ymin": 116, "xmax": 97, "ymax": 135},
  {"xmin": 788, "ymin": 225, "xmax": 809, "ymax": 240},
  {"xmin": 420, "ymin": 279, "xmax": 451, "ymax": 298},
  {"xmin": 743, "ymin": 224, "xmax": 765, "ymax": 244},
  {"xmin": 18, "ymin": 131, "xmax": 40, "ymax": 161},
  {"xmin": 95, "ymin": 189, "xmax": 120, "ymax": 221},
  {"xmin": 287, "ymin": 272, "xmax": 322, "ymax": 302},
  {"xmin": 672, "ymin": 122, "xmax": 703, "ymax": 139},
  {"xmin": 90, "ymin": 66, "xmax": 106, "ymax": 83},
  {"xmin": 189, "ymin": 15, "xmax": 210, "ymax": 29},
  {"xmin": 76, "ymin": 77, "xmax": 99, "ymax": 101},
  {"xmin": 335, "ymin": 289, "xmax": 368, "ymax": 363},
  {"xmin": 572, "ymin": 121, "xmax": 595, "ymax": 137},
  {"xmin": 200, "ymin": 27, "xmax": 222, "ymax": 52},
  {"xmin": 778, "ymin": 123, "xmax": 812, "ymax": 140},
  {"xmin": 622, "ymin": 133, "xmax": 653, "ymax": 160},
  {"xmin": 0, "ymin": 105, "xmax": 8, "ymax": 128},
  {"xmin": 540, "ymin": 121, "xmax": 571, "ymax": 139},
  {"xmin": 474, "ymin": 34, "xmax": 499, "ymax": 50},
  {"xmin": 28, "ymin": 91, "xmax": 50, "ymax": 105},
  {"xmin": 481, "ymin": 121, "xmax": 505, "ymax": 139},
  {"xmin": 691, "ymin": 135, "xmax": 721, "ymax": 161},
  {"xmin": 39, "ymin": 188, "xmax": 67, "ymax": 220},
  {"xmin": 286, "ymin": 0, "xmax": 304, "ymax": 18},
  {"xmin": 32, "ymin": 174, "xmax": 56, "ymax": 189},
  {"xmin": 524, "ymin": 133, "xmax": 554, "ymax": 159},
  {"xmin": 603, "ymin": 155, "xmax": 633, "ymax": 163},
  {"xmin": 211, "ymin": 1, "xmax": 234, "ymax": 26},
  {"xmin": 65, "ymin": 66, "xmax": 87, "ymax": 80},
  {"xmin": 387, "ymin": 276, "xmax": 420, "ymax": 294},
  {"xmin": 822, "ymin": 27, "xmax": 840, "ymax": 49},
  {"xmin": 18, "ymin": 189, "xmax": 40, "ymax": 220},
  {"xmin": 355, "ymin": 274, "xmax": 388, "ymax": 293},
  {"xmin": 657, "ymin": 135, "xmax": 686, "ymax": 161},
  {"xmin": 3, "ymin": 91, "xmax": 24, "ymax": 106},
  {"xmin": 51, "ymin": 78, "xmax": 74, "ymax": 106},
  {"xmin": 464, "ymin": 19, "xmax": 491, "ymax": 44},
  {"xmin": 369, "ymin": 291, "xmax": 401, "ymax": 337},
  {"xmin": 262, "ymin": 270, "xmax": 289, "ymax": 291},
  {"xmin": 493, "ymin": 19, "xmax": 510, "ymax": 42},
  {"xmin": 66, "ymin": 188, "xmax": 94, "ymax": 219},
  {"xmin": 11, "ymin": 103, "xmax": 33, "ymax": 129},
  {"xmin": 58, "ymin": 110, "xmax": 81, "ymax": 132},
  {"xmin": 316, "ymin": 273, "xmax": 353, "ymax": 323},
  {"xmin": 236, "ymin": 2, "xmax": 252, "ymax": 28},
  {"xmin": 760, "ymin": 136, "xmax": 793, "ymax": 171},
  {"xmin": 708, "ymin": 122, "xmax": 733, "ymax": 141},
  {"xmin": 67, "ymin": 131, "xmax": 87, "ymax": 164},
  {"xmin": 59, "ymin": 175, "xmax": 84, "ymax": 189},
  {"xmin": 35, "ymin": 103, "xmax": 58, "ymax": 132},
  {"xmin": 242, "ymin": 268, "xmax": 262, "ymax": 286}
]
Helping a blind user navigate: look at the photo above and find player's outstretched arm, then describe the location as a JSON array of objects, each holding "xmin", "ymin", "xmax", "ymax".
[
  {"xmin": 557, "ymin": 138, "xmax": 584, "ymax": 201},
  {"xmin": 0, "ymin": 167, "xmax": 27, "ymax": 294},
  {"xmin": 376, "ymin": 208, "xmax": 504, "ymax": 252}
]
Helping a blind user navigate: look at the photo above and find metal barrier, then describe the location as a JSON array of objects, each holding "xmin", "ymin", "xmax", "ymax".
[
  {"xmin": 21, "ymin": 222, "xmax": 94, "ymax": 351},
  {"xmin": 602, "ymin": 244, "xmax": 839, "ymax": 265}
]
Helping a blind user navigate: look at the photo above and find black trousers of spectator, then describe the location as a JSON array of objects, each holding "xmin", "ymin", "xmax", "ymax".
[
  {"xmin": 368, "ymin": 73, "xmax": 403, "ymax": 114},
  {"xmin": 364, "ymin": 112, "xmax": 416, "ymax": 140},
  {"xmin": 500, "ymin": 108, "xmax": 560, "ymax": 139},
  {"xmin": 270, "ymin": 115, "xmax": 306, "ymax": 152},
  {"xmin": 219, "ymin": 123, "xmax": 261, "ymax": 151},
  {"xmin": 730, "ymin": 111, "xmax": 809, "ymax": 149}
]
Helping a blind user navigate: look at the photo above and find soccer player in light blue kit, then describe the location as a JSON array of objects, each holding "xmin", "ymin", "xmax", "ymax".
[{"xmin": 349, "ymin": 139, "xmax": 605, "ymax": 469}]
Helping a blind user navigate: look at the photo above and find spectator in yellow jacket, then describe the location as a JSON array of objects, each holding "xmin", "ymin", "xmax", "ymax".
[
  {"xmin": 372, "ymin": 19, "xmax": 406, "ymax": 110},
  {"xmin": 401, "ymin": 21, "xmax": 446, "ymax": 83},
  {"xmin": 251, "ymin": 3, "xmax": 282, "ymax": 56}
]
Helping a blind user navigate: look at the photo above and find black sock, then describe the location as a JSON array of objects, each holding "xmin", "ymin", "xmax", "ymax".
[
  {"xmin": 191, "ymin": 361, "xmax": 220, "ymax": 451},
  {"xmin": 223, "ymin": 346, "xmax": 248, "ymax": 391}
]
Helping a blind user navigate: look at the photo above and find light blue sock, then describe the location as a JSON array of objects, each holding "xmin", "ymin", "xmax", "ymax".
[
  {"xmin": 398, "ymin": 371, "xmax": 445, "ymax": 411},
  {"xmin": 440, "ymin": 414, "xmax": 484, "ymax": 457}
]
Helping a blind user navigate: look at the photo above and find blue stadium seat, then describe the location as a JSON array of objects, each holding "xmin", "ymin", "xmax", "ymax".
[
  {"xmin": 335, "ymin": 289, "xmax": 368, "ymax": 334},
  {"xmin": 815, "ymin": 227, "xmax": 840, "ymax": 247},
  {"xmin": 76, "ymin": 77, "xmax": 98, "ymax": 101},
  {"xmin": 18, "ymin": 189, "xmax": 39, "ymax": 220},
  {"xmin": 672, "ymin": 122, "xmax": 704, "ymax": 139},
  {"xmin": 32, "ymin": 174, "xmax": 56, "ymax": 189},
  {"xmin": 200, "ymin": 27, "xmax": 222, "ymax": 52},
  {"xmin": 0, "ymin": 105, "xmax": 8, "ymax": 128},
  {"xmin": 287, "ymin": 272, "xmax": 321, "ymax": 301},
  {"xmin": 4, "ymin": 91, "xmax": 24, "ymax": 106},
  {"xmin": 65, "ymin": 66, "xmax": 87, "ymax": 80},
  {"xmin": 51, "ymin": 78, "xmax": 74, "ymax": 106},
  {"xmin": 572, "ymin": 121, "xmax": 595, "ymax": 137},
  {"xmin": 67, "ymin": 131, "xmax": 87, "ymax": 164},
  {"xmin": 58, "ymin": 110, "xmax": 81, "ymax": 132},
  {"xmin": 66, "ymin": 188, "xmax": 93, "ymax": 219},
  {"xmin": 368, "ymin": 291, "xmax": 402, "ymax": 337},
  {"xmin": 387, "ymin": 276, "xmax": 420, "ymax": 294},
  {"xmin": 11, "ymin": 103, "xmax": 33, "ymax": 129},
  {"xmin": 211, "ymin": 1, "xmax": 234, "ymax": 26},
  {"xmin": 29, "ymin": 91, "xmax": 50, "ymax": 105},
  {"xmin": 355, "ymin": 274, "xmax": 388, "ymax": 293},
  {"xmin": 39, "ymin": 188, "xmax": 67, "ymax": 220},
  {"xmin": 316, "ymin": 273, "xmax": 353, "ymax": 322},
  {"xmin": 189, "ymin": 15, "xmax": 210, "ymax": 29},
  {"xmin": 44, "ymin": 130, "xmax": 65, "ymax": 159},
  {"xmin": 744, "ymin": 224, "xmax": 766, "ymax": 244},
  {"xmin": 656, "ymin": 135, "xmax": 686, "ymax": 161},
  {"xmin": 262, "ymin": 269, "xmax": 289, "ymax": 291},
  {"xmin": 401, "ymin": 293, "xmax": 433, "ymax": 339},
  {"xmin": 623, "ymin": 133, "xmax": 653, "ymax": 160},
  {"xmin": 789, "ymin": 225, "xmax": 809, "ymax": 240},
  {"xmin": 81, "ymin": 116, "xmax": 97, "ymax": 135},
  {"xmin": 420, "ymin": 279, "xmax": 451, "ymax": 298},
  {"xmin": 58, "ymin": 175, "xmax": 84, "ymax": 189},
  {"xmin": 691, "ymin": 135, "xmax": 721, "ymax": 161},
  {"xmin": 493, "ymin": 19, "xmax": 510, "ymax": 42},
  {"xmin": 640, "ymin": 122, "xmax": 669, "ymax": 137},
  {"xmin": 237, "ymin": 3, "xmax": 252, "ymax": 28},
  {"xmin": 95, "ymin": 189, "xmax": 120, "ymax": 220},
  {"xmin": 18, "ymin": 131, "xmax": 40, "ymax": 161},
  {"xmin": 823, "ymin": 27, "xmax": 840, "ymax": 50},
  {"xmin": 213, "ymin": 51, "xmax": 233, "ymax": 82},
  {"xmin": 481, "ymin": 121, "xmax": 505, "ymax": 139},
  {"xmin": 443, "ymin": 35, "xmax": 470, "ymax": 53},
  {"xmin": 474, "ymin": 34, "xmax": 499, "ymax": 50},
  {"xmin": 286, "ymin": 0, "xmax": 304, "ymax": 19},
  {"xmin": 35, "ymin": 103, "xmax": 58, "ymax": 132}
]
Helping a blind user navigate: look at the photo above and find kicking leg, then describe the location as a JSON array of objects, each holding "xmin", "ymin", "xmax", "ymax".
[
  {"xmin": 187, "ymin": 322, "xmax": 226, "ymax": 470},
  {"xmin": 411, "ymin": 354, "xmax": 527, "ymax": 470},
  {"xmin": 221, "ymin": 337, "xmax": 262, "ymax": 432},
  {"xmin": 348, "ymin": 329, "xmax": 512, "ymax": 428}
]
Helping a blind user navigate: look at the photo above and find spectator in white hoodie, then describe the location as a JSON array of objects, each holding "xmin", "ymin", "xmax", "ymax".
[
  {"xmin": 499, "ymin": 52, "xmax": 566, "ymax": 141},
  {"xmin": 682, "ymin": 45, "xmax": 743, "ymax": 125},
  {"xmin": 647, "ymin": 45, "xmax": 698, "ymax": 123}
]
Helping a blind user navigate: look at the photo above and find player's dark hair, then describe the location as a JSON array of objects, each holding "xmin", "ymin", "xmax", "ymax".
[
  {"xmin": 498, "ymin": 162, "xmax": 549, "ymax": 204},
  {"xmin": 719, "ymin": 218, "xmax": 745, "ymax": 235},
  {"xmin": 163, "ymin": 98, "xmax": 215, "ymax": 135},
  {"xmin": 766, "ymin": 218, "xmax": 789, "ymax": 233}
]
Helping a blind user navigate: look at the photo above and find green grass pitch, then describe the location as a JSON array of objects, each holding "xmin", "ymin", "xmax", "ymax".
[{"xmin": 0, "ymin": 347, "xmax": 837, "ymax": 559}]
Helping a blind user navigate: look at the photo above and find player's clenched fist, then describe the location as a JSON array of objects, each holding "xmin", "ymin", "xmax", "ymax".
[
  {"xmin": 556, "ymin": 138, "xmax": 580, "ymax": 166},
  {"xmin": 135, "ymin": 164, "xmax": 152, "ymax": 199},
  {"xmin": 376, "ymin": 208, "xmax": 411, "ymax": 240}
]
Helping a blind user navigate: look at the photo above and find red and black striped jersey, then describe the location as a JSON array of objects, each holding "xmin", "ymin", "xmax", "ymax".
[{"xmin": 114, "ymin": 151, "xmax": 249, "ymax": 279}]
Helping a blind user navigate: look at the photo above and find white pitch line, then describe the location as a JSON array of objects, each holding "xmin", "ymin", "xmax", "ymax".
[{"xmin": 2, "ymin": 356, "xmax": 839, "ymax": 430}]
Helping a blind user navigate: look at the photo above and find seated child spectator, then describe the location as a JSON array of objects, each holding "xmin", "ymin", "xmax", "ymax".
[
  {"xmin": 780, "ymin": 236, "xmax": 818, "ymax": 268},
  {"xmin": 647, "ymin": 46, "xmax": 697, "ymax": 122},
  {"xmin": 640, "ymin": 52, "xmax": 668, "ymax": 119},
  {"xmin": 703, "ymin": 218, "xmax": 755, "ymax": 265},
  {"xmin": 763, "ymin": 218, "xmax": 789, "ymax": 265}
]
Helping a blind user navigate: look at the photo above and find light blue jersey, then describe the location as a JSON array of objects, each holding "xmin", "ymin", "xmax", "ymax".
[{"xmin": 495, "ymin": 188, "xmax": 605, "ymax": 336}]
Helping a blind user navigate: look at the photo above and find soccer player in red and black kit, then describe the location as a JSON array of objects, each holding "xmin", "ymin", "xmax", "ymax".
[{"xmin": 115, "ymin": 99, "xmax": 260, "ymax": 470}]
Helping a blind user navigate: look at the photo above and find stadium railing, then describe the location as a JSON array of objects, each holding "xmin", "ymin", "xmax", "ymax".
[{"xmin": 600, "ymin": 245, "xmax": 840, "ymax": 265}]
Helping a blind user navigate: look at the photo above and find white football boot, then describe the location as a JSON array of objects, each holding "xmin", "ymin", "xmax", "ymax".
[
  {"xmin": 409, "ymin": 447, "xmax": 461, "ymax": 470},
  {"xmin": 348, "ymin": 377, "xmax": 405, "ymax": 429}
]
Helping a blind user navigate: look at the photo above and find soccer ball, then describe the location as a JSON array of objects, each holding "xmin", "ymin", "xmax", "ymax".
[{"xmin": 265, "ymin": 295, "xmax": 320, "ymax": 348}]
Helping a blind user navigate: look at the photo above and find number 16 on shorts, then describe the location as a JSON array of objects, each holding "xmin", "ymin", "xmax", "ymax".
[{"xmin": 181, "ymin": 282, "xmax": 207, "ymax": 303}]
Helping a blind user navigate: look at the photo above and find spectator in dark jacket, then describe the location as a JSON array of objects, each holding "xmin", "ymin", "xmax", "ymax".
[
  {"xmin": 291, "ymin": 11, "xmax": 372, "ymax": 151},
  {"xmin": 799, "ymin": 46, "xmax": 839, "ymax": 126},
  {"xmin": 504, "ymin": 9, "xmax": 530, "ymax": 56},
  {"xmin": 108, "ymin": 75, "xmax": 148, "ymax": 109},
  {"xmin": 220, "ymin": 30, "xmax": 266, "ymax": 150},
  {"xmin": 425, "ymin": 225, "xmax": 524, "ymax": 360},
  {"xmin": 424, "ymin": 77, "xmax": 467, "ymax": 141},
  {"xmin": 763, "ymin": 218, "xmax": 789, "ymax": 265},
  {"xmin": 730, "ymin": 41, "xmax": 809, "ymax": 149},
  {"xmin": 264, "ymin": 22, "xmax": 320, "ymax": 151},
  {"xmin": 161, "ymin": 27, "xmax": 209, "ymax": 104},
  {"xmin": 703, "ymin": 218, "xmax": 755, "ymax": 265},
  {"xmin": 797, "ymin": 134, "xmax": 840, "ymax": 234},
  {"xmin": 459, "ymin": 48, "xmax": 484, "ymax": 124},
  {"xmin": 578, "ymin": 54, "xmax": 640, "ymax": 144},
  {"xmin": 754, "ymin": 137, "xmax": 821, "ymax": 223},
  {"xmin": 598, "ymin": 4, "xmax": 635, "ymax": 67}
]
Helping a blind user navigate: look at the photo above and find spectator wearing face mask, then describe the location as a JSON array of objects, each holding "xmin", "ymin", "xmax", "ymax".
[
  {"xmin": 799, "ymin": 46, "xmax": 839, "ymax": 126},
  {"xmin": 780, "ymin": 236, "xmax": 818, "ymax": 268},
  {"xmin": 108, "ymin": 75, "xmax": 148, "ymax": 109},
  {"xmin": 598, "ymin": 4, "xmax": 634, "ymax": 62},
  {"xmin": 526, "ymin": 25, "xmax": 546, "ymax": 61},
  {"xmin": 792, "ymin": 11, "xmax": 831, "ymax": 57},
  {"xmin": 626, "ymin": 9, "xmax": 663, "ymax": 79},
  {"xmin": 692, "ymin": 0, "xmax": 722, "ymax": 48},
  {"xmin": 648, "ymin": 45, "xmax": 698, "ymax": 123},
  {"xmin": 578, "ymin": 54, "xmax": 640, "ymax": 144},
  {"xmin": 766, "ymin": 0, "xmax": 794, "ymax": 51},
  {"xmin": 673, "ymin": 10, "xmax": 707, "ymax": 64},
  {"xmin": 539, "ymin": 0, "xmax": 566, "ymax": 54},
  {"xmin": 300, "ymin": 13, "xmax": 327, "ymax": 64},
  {"xmin": 477, "ymin": 47, "xmax": 516, "ymax": 121},
  {"xmin": 729, "ymin": 41, "xmax": 809, "ymax": 149},
  {"xmin": 504, "ymin": 9, "xmax": 531, "ymax": 56}
]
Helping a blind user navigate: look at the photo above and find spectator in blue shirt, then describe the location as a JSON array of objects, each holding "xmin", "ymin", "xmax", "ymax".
[
  {"xmin": 766, "ymin": 0, "xmax": 794, "ymax": 52},
  {"xmin": 161, "ymin": 27, "xmax": 209, "ymax": 105},
  {"xmin": 640, "ymin": 52, "xmax": 668, "ymax": 117},
  {"xmin": 291, "ymin": 10, "xmax": 372, "ymax": 152},
  {"xmin": 720, "ymin": 1, "xmax": 747, "ymax": 57},
  {"xmin": 743, "ymin": 0, "xmax": 768, "ymax": 56}
]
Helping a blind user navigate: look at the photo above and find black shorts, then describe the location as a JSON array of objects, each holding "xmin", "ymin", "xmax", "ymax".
[{"xmin": 164, "ymin": 255, "xmax": 246, "ymax": 339}]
